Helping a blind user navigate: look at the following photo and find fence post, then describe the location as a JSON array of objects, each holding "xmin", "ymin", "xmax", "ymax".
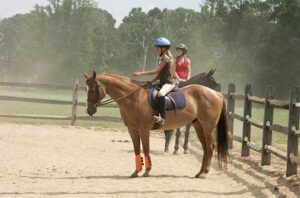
[
  {"xmin": 227, "ymin": 83, "xmax": 235, "ymax": 149},
  {"xmin": 71, "ymin": 79, "xmax": 79, "ymax": 126},
  {"xmin": 261, "ymin": 85, "xmax": 274, "ymax": 166},
  {"xmin": 241, "ymin": 84, "xmax": 252, "ymax": 157},
  {"xmin": 286, "ymin": 86, "xmax": 300, "ymax": 176}
]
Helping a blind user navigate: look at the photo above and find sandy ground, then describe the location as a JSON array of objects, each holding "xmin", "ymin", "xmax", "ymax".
[{"xmin": 0, "ymin": 124, "xmax": 299, "ymax": 198}]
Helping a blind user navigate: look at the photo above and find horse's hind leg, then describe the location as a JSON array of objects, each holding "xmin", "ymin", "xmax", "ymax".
[
  {"xmin": 202, "ymin": 127, "xmax": 215, "ymax": 175},
  {"xmin": 128, "ymin": 128, "xmax": 142, "ymax": 178},
  {"xmin": 193, "ymin": 120, "xmax": 214, "ymax": 178}
]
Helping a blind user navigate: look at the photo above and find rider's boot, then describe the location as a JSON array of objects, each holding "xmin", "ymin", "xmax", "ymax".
[{"xmin": 153, "ymin": 96, "xmax": 165, "ymax": 125}]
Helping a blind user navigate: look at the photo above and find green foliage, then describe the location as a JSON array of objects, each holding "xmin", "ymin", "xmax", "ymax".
[{"xmin": 0, "ymin": 0, "xmax": 299, "ymax": 96}]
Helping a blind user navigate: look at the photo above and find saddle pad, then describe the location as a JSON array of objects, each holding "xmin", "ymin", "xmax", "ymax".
[{"xmin": 147, "ymin": 85, "xmax": 186, "ymax": 111}]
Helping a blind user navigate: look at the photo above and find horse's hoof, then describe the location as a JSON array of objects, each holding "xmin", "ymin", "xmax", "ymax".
[
  {"xmin": 164, "ymin": 148, "xmax": 169, "ymax": 152},
  {"xmin": 195, "ymin": 173, "xmax": 207, "ymax": 179},
  {"xmin": 130, "ymin": 170, "xmax": 139, "ymax": 178},
  {"xmin": 184, "ymin": 150, "xmax": 189, "ymax": 154},
  {"xmin": 143, "ymin": 171, "xmax": 150, "ymax": 177},
  {"xmin": 173, "ymin": 150, "xmax": 178, "ymax": 155}
]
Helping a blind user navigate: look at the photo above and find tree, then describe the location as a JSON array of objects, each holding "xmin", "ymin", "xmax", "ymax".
[{"xmin": 118, "ymin": 8, "xmax": 162, "ymax": 73}]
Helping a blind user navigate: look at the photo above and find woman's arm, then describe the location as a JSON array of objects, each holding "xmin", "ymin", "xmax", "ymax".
[
  {"xmin": 148, "ymin": 75, "xmax": 159, "ymax": 83},
  {"xmin": 133, "ymin": 69, "xmax": 157, "ymax": 76},
  {"xmin": 173, "ymin": 60, "xmax": 183, "ymax": 81},
  {"xmin": 174, "ymin": 71, "xmax": 182, "ymax": 81},
  {"xmin": 133, "ymin": 60, "xmax": 167, "ymax": 76},
  {"xmin": 187, "ymin": 59, "xmax": 191, "ymax": 80}
]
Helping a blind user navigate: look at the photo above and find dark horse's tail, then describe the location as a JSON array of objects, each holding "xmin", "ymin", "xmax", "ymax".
[{"xmin": 216, "ymin": 98, "xmax": 229, "ymax": 166}]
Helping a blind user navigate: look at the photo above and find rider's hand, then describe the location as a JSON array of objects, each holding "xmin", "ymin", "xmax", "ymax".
[{"xmin": 133, "ymin": 72, "xmax": 142, "ymax": 76}]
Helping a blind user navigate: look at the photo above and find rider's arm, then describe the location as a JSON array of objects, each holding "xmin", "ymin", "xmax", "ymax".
[
  {"xmin": 148, "ymin": 75, "xmax": 159, "ymax": 83},
  {"xmin": 138, "ymin": 69, "xmax": 157, "ymax": 75},
  {"xmin": 187, "ymin": 59, "xmax": 191, "ymax": 80},
  {"xmin": 133, "ymin": 60, "xmax": 167, "ymax": 76},
  {"xmin": 173, "ymin": 70, "xmax": 182, "ymax": 81},
  {"xmin": 173, "ymin": 61, "xmax": 183, "ymax": 81}
]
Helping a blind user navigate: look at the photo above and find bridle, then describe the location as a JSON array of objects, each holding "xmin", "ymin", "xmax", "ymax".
[{"xmin": 88, "ymin": 79, "xmax": 147, "ymax": 108}]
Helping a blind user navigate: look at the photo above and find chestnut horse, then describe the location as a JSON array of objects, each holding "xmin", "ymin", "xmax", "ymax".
[{"xmin": 84, "ymin": 71, "xmax": 228, "ymax": 178}]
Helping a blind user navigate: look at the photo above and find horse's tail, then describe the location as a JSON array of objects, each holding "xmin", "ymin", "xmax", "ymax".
[{"xmin": 216, "ymin": 98, "xmax": 229, "ymax": 167}]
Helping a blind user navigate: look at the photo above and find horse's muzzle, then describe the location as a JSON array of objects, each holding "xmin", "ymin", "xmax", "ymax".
[{"xmin": 86, "ymin": 105, "xmax": 97, "ymax": 116}]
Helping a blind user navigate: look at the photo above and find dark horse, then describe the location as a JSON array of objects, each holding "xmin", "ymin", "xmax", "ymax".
[
  {"xmin": 84, "ymin": 71, "xmax": 228, "ymax": 178},
  {"xmin": 164, "ymin": 69, "xmax": 219, "ymax": 154}
]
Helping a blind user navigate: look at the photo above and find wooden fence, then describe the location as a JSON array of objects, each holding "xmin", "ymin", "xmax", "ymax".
[
  {"xmin": 226, "ymin": 83, "xmax": 300, "ymax": 177},
  {"xmin": 0, "ymin": 80, "xmax": 122, "ymax": 126},
  {"xmin": 0, "ymin": 81, "xmax": 299, "ymax": 176}
]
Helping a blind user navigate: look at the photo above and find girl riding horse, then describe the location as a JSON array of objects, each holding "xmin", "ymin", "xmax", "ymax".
[{"xmin": 133, "ymin": 37, "xmax": 175, "ymax": 125}]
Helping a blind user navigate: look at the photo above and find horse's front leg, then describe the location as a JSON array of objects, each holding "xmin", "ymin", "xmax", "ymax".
[
  {"xmin": 183, "ymin": 123, "xmax": 192, "ymax": 154},
  {"xmin": 140, "ymin": 129, "xmax": 152, "ymax": 177},
  {"xmin": 164, "ymin": 130, "xmax": 173, "ymax": 152},
  {"xmin": 173, "ymin": 128, "xmax": 181, "ymax": 155},
  {"xmin": 128, "ymin": 128, "xmax": 142, "ymax": 178}
]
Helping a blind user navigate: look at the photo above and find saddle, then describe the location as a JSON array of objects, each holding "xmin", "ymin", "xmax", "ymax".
[{"xmin": 147, "ymin": 84, "xmax": 186, "ymax": 112}]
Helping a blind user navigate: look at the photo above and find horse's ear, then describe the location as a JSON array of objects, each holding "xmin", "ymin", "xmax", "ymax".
[
  {"xmin": 84, "ymin": 73, "xmax": 89, "ymax": 79},
  {"xmin": 208, "ymin": 68, "xmax": 216, "ymax": 77},
  {"xmin": 92, "ymin": 70, "xmax": 97, "ymax": 80}
]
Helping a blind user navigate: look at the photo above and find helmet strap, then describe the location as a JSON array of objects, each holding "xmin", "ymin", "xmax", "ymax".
[
  {"xmin": 176, "ymin": 49, "xmax": 185, "ymax": 58},
  {"xmin": 159, "ymin": 47, "xmax": 167, "ymax": 57},
  {"xmin": 177, "ymin": 54, "xmax": 185, "ymax": 58}
]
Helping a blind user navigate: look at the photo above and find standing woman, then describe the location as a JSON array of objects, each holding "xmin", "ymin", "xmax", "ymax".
[
  {"xmin": 133, "ymin": 37, "xmax": 175, "ymax": 125},
  {"xmin": 174, "ymin": 43, "xmax": 192, "ymax": 154}
]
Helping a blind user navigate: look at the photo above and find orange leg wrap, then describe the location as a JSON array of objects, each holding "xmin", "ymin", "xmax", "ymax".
[
  {"xmin": 145, "ymin": 156, "xmax": 152, "ymax": 172},
  {"xmin": 135, "ymin": 154, "xmax": 143, "ymax": 172}
]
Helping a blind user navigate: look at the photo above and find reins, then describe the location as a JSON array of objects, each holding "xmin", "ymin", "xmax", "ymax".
[{"xmin": 94, "ymin": 81, "xmax": 148, "ymax": 107}]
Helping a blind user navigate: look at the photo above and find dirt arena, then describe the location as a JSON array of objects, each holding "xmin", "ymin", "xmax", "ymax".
[{"xmin": 0, "ymin": 124, "xmax": 299, "ymax": 197}]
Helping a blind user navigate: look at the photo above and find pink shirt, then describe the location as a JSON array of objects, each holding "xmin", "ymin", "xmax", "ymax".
[{"xmin": 175, "ymin": 57, "xmax": 190, "ymax": 80}]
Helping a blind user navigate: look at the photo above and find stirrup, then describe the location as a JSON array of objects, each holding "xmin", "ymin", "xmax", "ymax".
[{"xmin": 153, "ymin": 114, "xmax": 165, "ymax": 125}]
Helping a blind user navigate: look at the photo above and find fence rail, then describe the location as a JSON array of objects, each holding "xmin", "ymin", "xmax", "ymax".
[
  {"xmin": 0, "ymin": 80, "xmax": 299, "ymax": 176},
  {"xmin": 227, "ymin": 83, "xmax": 300, "ymax": 177},
  {"xmin": 0, "ymin": 114, "xmax": 122, "ymax": 122},
  {"xmin": 0, "ymin": 81, "xmax": 86, "ymax": 91},
  {"xmin": 0, "ymin": 80, "xmax": 120, "ymax": 125}
]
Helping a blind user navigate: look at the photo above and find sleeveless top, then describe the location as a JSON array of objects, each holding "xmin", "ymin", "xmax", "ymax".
[
  {"xmin": 175, "ymin": 57, "xmax": 190, "ymax": 80},
  {"xmin": 158, "ymin": 56, "xmax": 175, "ymax": 85}
]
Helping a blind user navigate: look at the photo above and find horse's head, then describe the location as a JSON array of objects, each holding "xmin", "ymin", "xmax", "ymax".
[
  {"xmin": 84, "ymin": 70, "xmax": 106, "ymax": 116},
  {"xmin": 179, "ymin": 68, "xmax": 219, "ymax": 90}
]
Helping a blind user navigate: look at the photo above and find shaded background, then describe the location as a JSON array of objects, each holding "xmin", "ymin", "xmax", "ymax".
[{"xmin": 0, "ymin": 0, "xmax": 299, "ymax": 97}]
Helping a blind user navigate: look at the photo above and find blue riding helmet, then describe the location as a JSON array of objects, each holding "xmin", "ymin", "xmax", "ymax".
[{"xmin": 154, "ymin": 37, "xmax": 171, "ymax": 49}]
